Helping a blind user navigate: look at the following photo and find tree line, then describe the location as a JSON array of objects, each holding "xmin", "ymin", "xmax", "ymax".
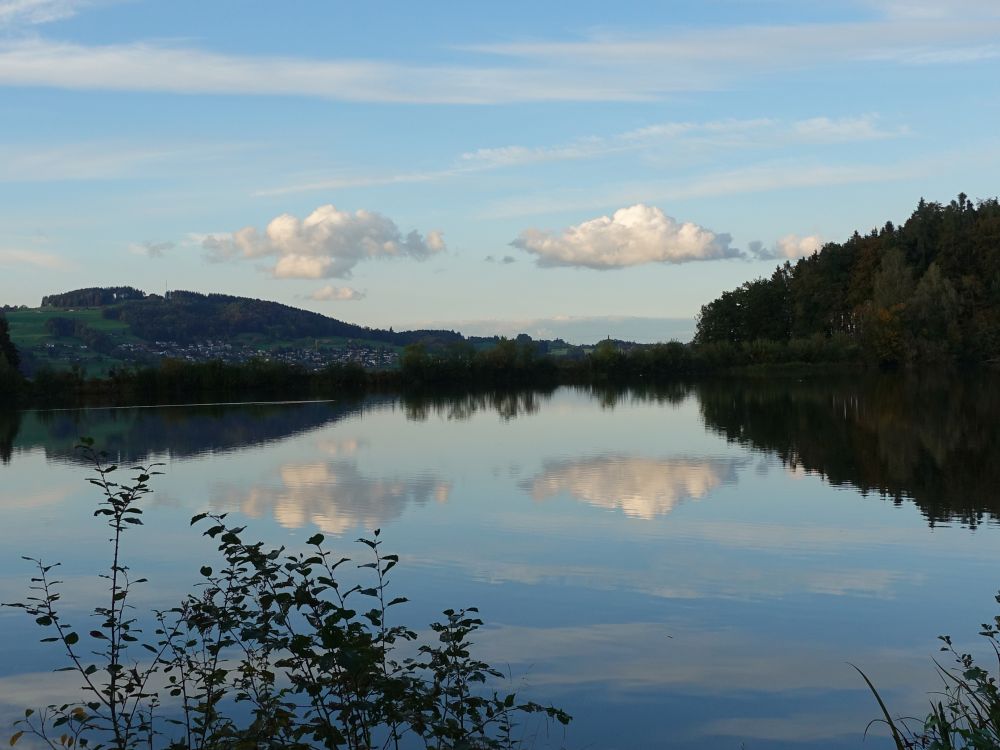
[
  {"xmin": 41, "ymin": 286, "xmax": 146, "ymax": 307},
  {"xmin": 695, "ymin": 194, "xmax": 1000, "ymax": 364}
]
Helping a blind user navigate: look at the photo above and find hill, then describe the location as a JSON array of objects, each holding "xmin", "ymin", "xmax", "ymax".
[
  {"xmin": 695, "ymin": 193, "xmax": 1000, "ymax": 364},
  {"xmin": 5, "ymin": 289, "xmax": 467, "ymax": 376}
]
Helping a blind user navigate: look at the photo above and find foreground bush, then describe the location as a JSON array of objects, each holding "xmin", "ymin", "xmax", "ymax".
[
  {"xmin": 859, "ymin": 596, "xmax": 1000, "ymax": 749},
  {"xmin": 4, "ymin": 442, "xmax": 569, "ymax": 749}
]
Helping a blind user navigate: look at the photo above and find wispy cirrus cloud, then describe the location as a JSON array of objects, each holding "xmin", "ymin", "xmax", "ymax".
[
  {"xmin": 0, "ymin": 39, "xmax": 653, "ymax": 104},
  {"xmin": 464, "ymin": 17, "xmax": 1000, "ymax": 71},
  {"xmin": 0, "ymin": 9, "xmax": 997, "ymax": 105},
  {"xmin": 859, "ymin": 0, "xmax": 1000, "ymax": 21},
  {"xmin": 202, "ymin": 205, "xmax": 445, "ymax": 280},
  {"xmin": 258, "ymin": 114, "xmax": 908, "ymax": 197},
  {"xmin": 0, "ymin": 0, "xmax": 96, "ymax": 26},
  {"xmin": 485, "ymin": 159, "xmax": 924, "ymax": 219},
  {"xmin": 0, "ymin": 247, "xmax": 76, "ymax": 270},
  {"xmin": 0, "ymin": 142, "xmax": 253, "ymax": 182}
]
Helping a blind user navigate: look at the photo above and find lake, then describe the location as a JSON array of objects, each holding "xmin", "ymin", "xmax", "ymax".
[{"xmin": 2, "ymin": 375, "xmax": 1000, "ymax": 749}]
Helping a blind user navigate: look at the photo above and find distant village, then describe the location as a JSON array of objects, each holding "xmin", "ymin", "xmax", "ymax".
[{"xmin": 40, "ymin": 338, "xmax": 398, "ymax": 372}]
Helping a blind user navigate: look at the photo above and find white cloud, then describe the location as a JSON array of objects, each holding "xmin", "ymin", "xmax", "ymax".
[
  {"xmin": 307, "ymin": 284, "xmax": 365, "ymax": 302},
  {"xmin": 0, "ymin": 248, "xmax": 76, "ymax": 270},
  {"xmin": 511, "ymin": 204, "xmax": 738, "ymax": 269},
  {"xmin": 775, "ymin": 234, "xmax": 824, "ymax": 259},
  {"xmin": 202, "ymin": 204, "xmax": 444, "ymax": 279}
]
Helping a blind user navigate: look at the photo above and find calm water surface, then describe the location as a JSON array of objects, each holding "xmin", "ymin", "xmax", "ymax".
[{"xmin": 2, "ymin": 377, "xmax": 1000, "ymax": 749}]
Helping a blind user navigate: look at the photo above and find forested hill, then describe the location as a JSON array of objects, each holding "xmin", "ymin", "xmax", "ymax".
[
  {"xmin": 41, "ymin": 288, "xmax": 463, "ymax": 347},
  {"xmin": 695, "ymin": 194, "xmax": 1000, "ymax": 364}
]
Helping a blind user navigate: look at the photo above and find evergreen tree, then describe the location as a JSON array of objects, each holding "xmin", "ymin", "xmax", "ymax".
[{"xmin": 0, "ymin": 313, "xmax": 20, "ymax": 371}]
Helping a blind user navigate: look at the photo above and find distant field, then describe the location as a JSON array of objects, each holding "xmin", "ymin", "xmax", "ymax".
[{"xmin": 6, "ymin": 308, "xmax": 132, "ymax": 346}]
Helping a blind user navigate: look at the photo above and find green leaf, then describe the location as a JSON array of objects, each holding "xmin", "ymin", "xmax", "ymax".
[
  {"xmin": 306, "ymin": 533, "xmax": 325, "ymax": 546},
  {"xmin": 200, "ymin": 566, "xmax": 213, "ymax": 577}
]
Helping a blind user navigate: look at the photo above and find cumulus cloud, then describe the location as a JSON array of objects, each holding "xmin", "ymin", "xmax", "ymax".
[
  {"xmin": 778, "ymin": 234, "xmax": 823, "ymax": 258},
  {"xmin": 307, "ymin": 285, "xmax": 365, "ymax": 302},
  {"xmin": 511, "ymin": 204, "xmax": 738, "ymax": 269},
  {"xmin": 202, "ymin": 205, "xmax": 444, "ymax": 279},
  {"xmin": 128, "ymin": 240, "xmax": 174, "ymax": 258}
]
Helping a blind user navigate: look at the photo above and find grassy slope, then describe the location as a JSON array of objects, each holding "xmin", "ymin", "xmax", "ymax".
[
  {"xmin": 7, "ymin": 308, "xmax": 135, "ymax": 376},
  {"xmin": 6, "ymin": 307, "xmax": 400, "ymax": 375}
]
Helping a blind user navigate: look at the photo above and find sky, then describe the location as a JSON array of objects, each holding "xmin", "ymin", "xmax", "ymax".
[{"xmin": 0, "ymin": 0, "xmax": 998, "ymax": 343}]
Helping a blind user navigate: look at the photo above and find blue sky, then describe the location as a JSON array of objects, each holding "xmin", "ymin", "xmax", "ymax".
[{"xmin": 1, "ymin": 0, "xmax": 998, "ymax": 342}]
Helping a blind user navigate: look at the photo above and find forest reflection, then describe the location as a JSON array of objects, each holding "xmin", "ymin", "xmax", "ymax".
[
  {"xmin": 8, "ymin": 400, "xmax": 371, "ymax": 464},
  {"xmin": 399, "ymin": 388, "xmax": 554, "ymax": 422},
  {"xmin": 695, "ymin": 373, "xmax": 1000, "ymax": 526}
]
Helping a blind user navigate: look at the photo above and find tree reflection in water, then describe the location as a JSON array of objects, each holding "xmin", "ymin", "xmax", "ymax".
[{"xmin": 695, "ymin": 373, "xmax": 1000, "ymax": 527}]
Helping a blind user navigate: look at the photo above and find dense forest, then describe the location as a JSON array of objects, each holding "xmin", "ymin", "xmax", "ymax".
[
  {"xmin": 41, "ymin": 286, "xmax": 146, "ymax": 307},
  {"xmin": 695, "ymin": 194, "xmax": 1000, "ymax": 364}
]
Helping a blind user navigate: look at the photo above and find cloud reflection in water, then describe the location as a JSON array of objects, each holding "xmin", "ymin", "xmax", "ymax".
[
  {"xmin": 525, "ymin": 456, "xmax": 741, "ymax": 519},
  {"xmin": 216, "ymin": 461, "xmax": 451, "ymax": 534}
]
